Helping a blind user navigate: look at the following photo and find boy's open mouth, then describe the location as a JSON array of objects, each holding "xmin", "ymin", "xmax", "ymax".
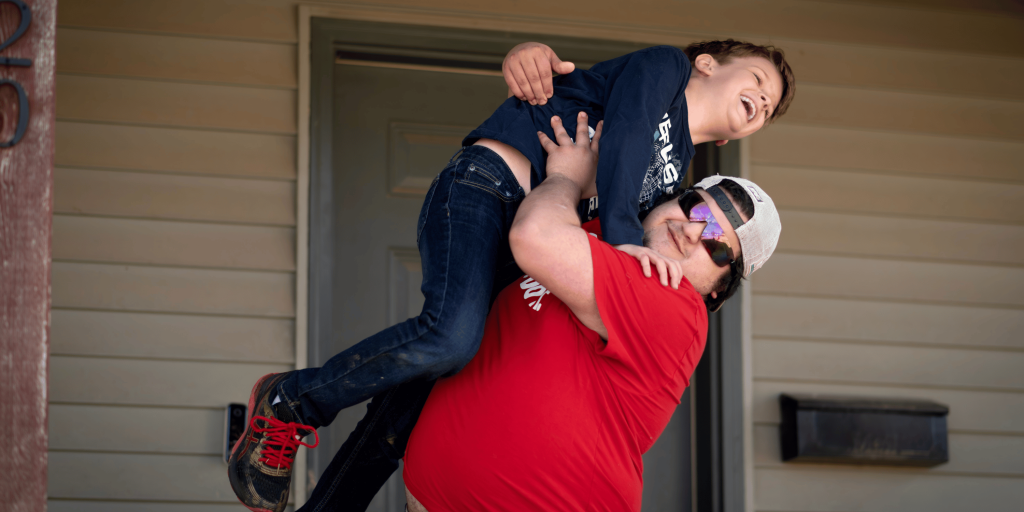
[{"xmin": 740, "ymin": 95, "xmax": 755, "ymax": 121}]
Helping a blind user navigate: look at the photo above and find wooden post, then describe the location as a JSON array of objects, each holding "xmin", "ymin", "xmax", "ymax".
[{"xmin": 0, "ymin": 0, "xmax": 56, "ymax": 510}]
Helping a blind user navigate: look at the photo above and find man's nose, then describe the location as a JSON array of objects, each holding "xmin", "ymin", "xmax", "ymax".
[{"xmin": 681, "ymin": 221, "xmax": 706, "ymax": 243}]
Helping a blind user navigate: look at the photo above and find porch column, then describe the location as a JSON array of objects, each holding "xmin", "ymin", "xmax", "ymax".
[{"xmin": 0, "ymin": 0, "xmax": 57, "ymax": 510}]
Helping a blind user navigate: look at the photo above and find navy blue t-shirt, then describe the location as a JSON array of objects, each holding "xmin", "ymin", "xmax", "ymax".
[{"xmin": 464, "ymin": 45, "xmax": 695, "ymax": 246}]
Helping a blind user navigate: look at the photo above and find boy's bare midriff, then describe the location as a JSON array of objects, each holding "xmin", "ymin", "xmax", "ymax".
[{"xmin": 473, "ymin": 138, "xmax": 533, "ymax": 195}]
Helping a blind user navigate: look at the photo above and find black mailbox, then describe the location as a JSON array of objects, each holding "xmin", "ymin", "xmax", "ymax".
[{"xmin": 779, "ymin": 394, "xmax": 948, "ymax": 467}]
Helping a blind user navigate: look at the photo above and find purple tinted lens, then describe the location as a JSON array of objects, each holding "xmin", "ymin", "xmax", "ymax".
[{"xmin": 689, "ymin": 204, "xmax": 725, "ymax": 239}]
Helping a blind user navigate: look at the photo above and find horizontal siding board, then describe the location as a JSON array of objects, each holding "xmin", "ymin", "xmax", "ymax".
[
  {"xmin": 55, "ymin": 122, "xmax": 295, "ymax": 179},
  {"xmin": 782, "ymin": 39, "xmax": 1024, "ymax": 101},
  {"xmin": 749, "ymin": 124, "xmax": 1024, "ymax": 183},
  {"xmin": 49, "ymin": 405, "xmax": 223, "ymax": 455},
  {"xmin": 755, "ymin": 466, "xmax": 1024, "ymax": 512},
  {"xmin": 57, "ymin": 0, "xmax": 297, "ymax": 43},
  {"xmin": 50, "ymin": 356, "xmax": 290, "ymax": 407},
  {"xmin": 753, "ymin": 338, "xmax": 1024, "ymax": 391},
  {"xmin": 55, "ymin": 0, "xmax": 1024, "ymax": 56},
  {"xmin": 776, "ymin": 210, "xmax": 1024, "ymax": 266},
  {"xmin": 48, "ymin": 452, "xmax": 238, "ymax": 502},
  {"xmin": 56, "ymin": 28, "xmax": 296, "ymax": 87},
  {"xmin": 752, "ymin": 165, "xmax": 1024, "ymax": 224},
  {"xmin": 781, "ymin": 83, "xmax": 1024, "ymax": 141},
  {"xmin": 53, "ymin": 215, "xmax": 296, "ymax": 271},
  {"xmin": 51, "ymin": 309, "xmax": 294, "ymax": 362},
  {"xmin": 753, "ymin": 296, "xmax": 1024, "ymax": 350},
  {"xmin": 753, "ymin": 253, "xmax": 1024, "ymax": 307},
  {"xmin": 753, "ymin": 381, "xmax": 1024, "ymax": 435},
  {"xmin": 52, "ymin": 262, "xmax": 295, "ymax": 317},
  {"xmin": 684, "ymin": 0, "xmax": 1024, "ymax": 57},
  {"xmin": 55, "ymin": 168, "xmax": 295, "ymax": 226},
  {"xmin": 754, "ymin": 425, "xmax": 1024, "ymax": 476},
  {"xmin": 55, "ymin": 2, "xmax": 1024, "ymax": 97},
  {"xmin": 56, "ymin": 74, "xmax": 296, "ymax": 134}
]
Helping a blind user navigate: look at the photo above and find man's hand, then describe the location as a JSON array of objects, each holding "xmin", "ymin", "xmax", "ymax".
[
  {"xmin": 613, "ymin": 244, "xmax": 683, "ymax": 289},
  {"xmin": 503, "ymin": 42, "xmax": 575, "ymax": 105},
  {"xmin": 537, "ymin": 113, "xmax": 602, "ymax": 192}
]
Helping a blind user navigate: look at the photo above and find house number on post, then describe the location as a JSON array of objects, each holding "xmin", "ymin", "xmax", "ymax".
[{"xmin": 0, "ymin": 0, "xmax": 32, "ymax": 148}]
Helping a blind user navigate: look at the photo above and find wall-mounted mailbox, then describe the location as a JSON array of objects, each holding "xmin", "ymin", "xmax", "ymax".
[{"xmin": 779, "ymin": 394, "xmax": 948, "ymax": 467}]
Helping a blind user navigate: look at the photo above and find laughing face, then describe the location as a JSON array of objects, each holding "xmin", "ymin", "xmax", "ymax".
[{"xmin": 696, "ymin": 54, "xmax": 784, "ymax": 141}]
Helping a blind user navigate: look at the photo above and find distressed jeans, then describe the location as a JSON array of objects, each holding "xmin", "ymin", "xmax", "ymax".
[{"xmin": 278, "ymin": 145, "xmax": 527, "ymax": 511}]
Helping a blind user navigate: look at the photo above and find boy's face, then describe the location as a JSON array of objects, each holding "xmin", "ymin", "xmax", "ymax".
[{"xmin": 700, "ymin": 55, "xmax": 784, "ymax": 141}]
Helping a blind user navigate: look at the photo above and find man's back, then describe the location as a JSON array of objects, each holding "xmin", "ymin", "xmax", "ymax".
[{"xmin": 403, "ymin": 225, "xmax": 708, "ymax": 511}]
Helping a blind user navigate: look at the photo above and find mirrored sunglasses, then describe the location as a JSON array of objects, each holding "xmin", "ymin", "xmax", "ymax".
[{"xmin": 678, "ymin": 191, "xmax": 736, "ymax": 267}]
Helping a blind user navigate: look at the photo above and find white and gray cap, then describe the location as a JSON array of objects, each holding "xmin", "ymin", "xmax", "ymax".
[{"xmin": 694, "ymin": 175, "xmax": 781, "ymax": 278}]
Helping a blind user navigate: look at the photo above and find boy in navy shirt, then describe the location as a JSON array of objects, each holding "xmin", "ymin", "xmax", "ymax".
[{"xmin": 229, "ymin": 39, "xmax": 795, "ymax": 512}]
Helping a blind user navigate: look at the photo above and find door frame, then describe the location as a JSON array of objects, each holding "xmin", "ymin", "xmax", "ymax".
[
  {"xmin": 690, "ymin": 141, "xmax": 754, "ymax": 512},
  {"xmin": 297, "ymin": 6, "xmax": 754, "ymax": 509}
]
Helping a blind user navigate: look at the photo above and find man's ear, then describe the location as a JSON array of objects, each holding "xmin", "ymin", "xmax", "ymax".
[
  {"xmin": 694, "ymin": 54, "xmax": 717, "ymax": 77},
  {"xmin": 715, "ymin": 139, "xmax": 729, "ymax": 146},
  {"xmin": 709, "ymin": 290, "xmax": 718, "ymax": 299}
]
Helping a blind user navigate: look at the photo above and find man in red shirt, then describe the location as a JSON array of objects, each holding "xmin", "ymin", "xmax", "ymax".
[{"xmin": 402, "ymin": 113, "xmax": 783, "ymax": 511}]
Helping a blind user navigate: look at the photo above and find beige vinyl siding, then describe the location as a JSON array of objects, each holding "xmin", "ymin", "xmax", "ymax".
[
  {"xmin": 49, "ymin": 1, "xmax": 298, "ymax": 509},
  {"xmin": 50, "ymin": 0, "xmax": 1024, "ymax": 510},
  {"xmin": 746, "ymin": 2, "xmax": 1024, "ymax": 508}
]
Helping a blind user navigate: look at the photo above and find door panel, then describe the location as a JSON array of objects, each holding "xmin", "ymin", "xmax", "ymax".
[{"xmin": 328, "ymin": 61, "xmax": 508, "ymax": 511}]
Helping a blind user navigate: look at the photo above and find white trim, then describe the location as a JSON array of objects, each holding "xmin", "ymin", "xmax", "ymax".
[
  {"xmin": 293, "ymin": 4, "xmax": 314, "ymax": 506},
  {"xmin": 299, "ymin": 1, "xmax": 762, "ymax": 48},
  {"xmin": 739, "ymin": 137, "xmax": 755, "ymax": 512}
]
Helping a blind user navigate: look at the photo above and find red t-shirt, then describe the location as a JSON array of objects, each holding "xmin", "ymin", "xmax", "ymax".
[{"xmin": 403, "ymin": 222, "xmax": 708, "ymax": 511}]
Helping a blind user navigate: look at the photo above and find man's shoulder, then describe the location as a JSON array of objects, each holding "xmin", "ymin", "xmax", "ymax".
[{"xmin": 586, "ymin": 232, "xmax": 703, "ymax": 312}]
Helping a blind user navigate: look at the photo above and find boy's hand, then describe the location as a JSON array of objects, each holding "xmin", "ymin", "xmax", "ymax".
[
  {"xmin": 537, "ymin": 113, "xmax": 602, "ymax": 191},
  {"xmin": 613, "ymin": 244, "xmax": 683, "ymax": 289},
  {"xmin": 503, "ymin": 42, "xmax": 575, "ymax": 106}
]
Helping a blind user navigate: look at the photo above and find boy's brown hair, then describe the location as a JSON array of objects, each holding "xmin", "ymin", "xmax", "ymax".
[{"xmin": 683, "ymin": 39, "xmax": 795, "ymax": 123}]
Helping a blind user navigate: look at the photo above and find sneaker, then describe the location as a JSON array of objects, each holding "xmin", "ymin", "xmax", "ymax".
[{"xmin": 228, "ymin": 373, "xmax": 319, "ymax": 512}]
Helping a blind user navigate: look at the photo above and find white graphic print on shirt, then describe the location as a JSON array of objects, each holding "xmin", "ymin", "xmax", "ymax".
[
  {"xmin": 582, "ymin": 112, "xmax": 681, "ymax": 221},
  {"xmin": 520, "ymin": 277, "xmax": 551, "ymax": 311},
  {"xmin": 639, "ymin": 113, "xmax": 682, "ymax": 207}
]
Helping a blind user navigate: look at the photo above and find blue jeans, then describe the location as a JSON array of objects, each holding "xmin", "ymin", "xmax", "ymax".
[{"xmin": 279, "ymin": 145, "xmax": 526, "ymax": 511}]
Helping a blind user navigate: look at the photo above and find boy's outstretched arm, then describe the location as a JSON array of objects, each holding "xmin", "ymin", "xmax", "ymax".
[{"xmin": 503, "ymin": 42, "xmax": 574, "ymax": 105}]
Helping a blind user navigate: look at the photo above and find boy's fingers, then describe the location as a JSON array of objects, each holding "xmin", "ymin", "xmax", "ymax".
[
  {"xmin": 655, "ymin": 259, "xmax": 668, "ymax": 286},
  {"xmin": 539, "ymin": 53, "xmax": 555, "ymax": 99},
  {"xmin": 670, "ymin": 261, "xmax": 681, "ymax": 289},
  {"xmin": 503, "ymin": 62, "xmax": 525, "ymax": 100},
  {"xmin": 524, "ymin": 59, "xmax": 546, "ymax": 105},
  {"xmin": 512, "ymin": 62, "xmax": 536, "ymax": 103},
  {"xmin": 554, "ymin": 60, "xmax": 575, "ymax": 76},
  {"xmin": 591, "ymin": 120, "xmax": 603, "ymax": 150}
]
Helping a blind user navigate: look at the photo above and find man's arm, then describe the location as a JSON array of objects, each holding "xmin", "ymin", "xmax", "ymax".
[{"xmin": 509, "ymin": 113, "xmax": 608, "ymax": 338}]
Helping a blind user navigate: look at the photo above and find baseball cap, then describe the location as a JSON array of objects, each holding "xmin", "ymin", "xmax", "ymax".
[{"xmin": 694, "ymin": 175, "xmax": 781, "ymax": 278}]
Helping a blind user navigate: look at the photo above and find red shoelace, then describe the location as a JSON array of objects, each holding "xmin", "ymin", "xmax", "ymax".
[{"xmin": 251, "ymin": 416, "xmax": 320, "ymax": 469}]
